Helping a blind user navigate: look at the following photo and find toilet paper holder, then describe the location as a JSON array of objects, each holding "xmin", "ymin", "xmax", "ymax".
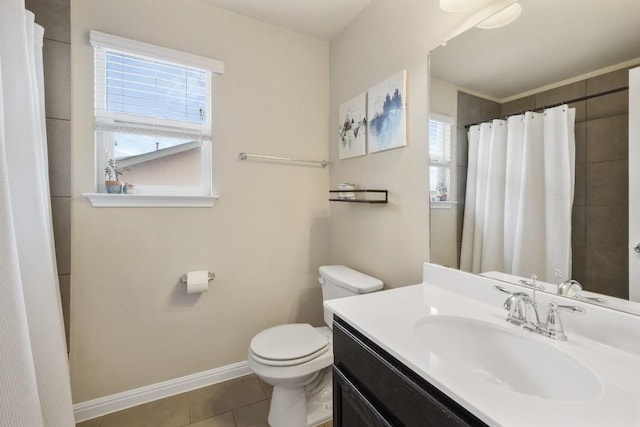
[{"xmin": 180, "ymin": 272, "xmax": 215, "ymax": 284}]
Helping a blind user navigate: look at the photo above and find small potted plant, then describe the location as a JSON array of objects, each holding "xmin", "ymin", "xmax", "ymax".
[
  {"xmin": 436, "ymin": 182, "xmax": 448, "ymax": 201},
  {"xmin": 104, "ymin": 158, "xmax": 128, "ymax": 193}
]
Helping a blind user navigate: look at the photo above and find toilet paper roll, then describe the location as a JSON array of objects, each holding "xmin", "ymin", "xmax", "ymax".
[{"xmin": 186, "ymin": 270, "xmax": 209, "ymax": 294}]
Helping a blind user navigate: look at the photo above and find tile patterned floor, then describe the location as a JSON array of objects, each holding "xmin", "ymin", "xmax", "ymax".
[{"xmin": 76, "ymin": 374, "xmax": 333, "ymax": 427}]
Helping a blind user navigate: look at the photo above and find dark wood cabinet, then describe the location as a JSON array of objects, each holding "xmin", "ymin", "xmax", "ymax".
[{"xmin": 332, "ymin": 316, "xmax": 488, "ymax": 427}]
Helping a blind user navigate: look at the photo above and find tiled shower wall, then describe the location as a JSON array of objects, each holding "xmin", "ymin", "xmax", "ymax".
[
  {"xmin": 456, "ymin": 65, "xmax": 634, "ymax": 299},
  {"xmin": 25, "ymin": 0, "xmax": 71, "ymax": 345}
]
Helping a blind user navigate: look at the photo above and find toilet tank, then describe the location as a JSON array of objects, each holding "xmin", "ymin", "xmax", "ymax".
[{"xmin": 319, "ymin": 265, "xmax": 383, "ymax": 327}]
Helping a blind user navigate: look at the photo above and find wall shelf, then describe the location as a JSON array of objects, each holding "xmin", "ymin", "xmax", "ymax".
[{"xmin": 329, "ymin": 190, "xmax": 388, "ymax": 204}]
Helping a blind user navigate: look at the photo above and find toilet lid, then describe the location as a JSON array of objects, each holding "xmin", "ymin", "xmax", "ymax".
[{"xmin": 250, "ymin": 324, "xmax": 329, "ymax": 362}]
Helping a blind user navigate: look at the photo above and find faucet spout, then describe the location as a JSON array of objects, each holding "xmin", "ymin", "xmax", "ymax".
[{"xmin": 504, "ymin": 292, "xmax": 540, "ymax": 331}]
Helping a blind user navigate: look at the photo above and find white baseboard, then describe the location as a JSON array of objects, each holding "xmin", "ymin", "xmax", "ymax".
[{"xmin": 73, "ymin": 361, "xmax": 251, "ymax": 423}]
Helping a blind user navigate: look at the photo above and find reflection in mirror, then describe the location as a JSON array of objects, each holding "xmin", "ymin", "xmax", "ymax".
[{"xmin": 428, "ymin": 0, "xmax": 640, "ymax": 309}]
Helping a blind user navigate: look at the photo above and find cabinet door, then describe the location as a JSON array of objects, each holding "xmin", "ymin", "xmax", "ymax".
[{"xmin": 333, "ymin": 366, "xmax": 392, "ymax": 427}]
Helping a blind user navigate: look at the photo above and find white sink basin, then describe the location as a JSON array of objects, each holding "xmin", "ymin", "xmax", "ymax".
[{"xmin": 414, "ymin": 315, "xmax": 602, "ymax": 401}]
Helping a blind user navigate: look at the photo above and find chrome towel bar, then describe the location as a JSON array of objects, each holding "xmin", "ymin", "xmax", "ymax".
[{"xmin": 239, "ymin": 152, "xmax": 329, "ymax": 168}]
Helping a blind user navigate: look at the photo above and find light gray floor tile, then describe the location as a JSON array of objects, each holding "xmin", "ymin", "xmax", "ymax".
[
  {"xmin": 100, "ymin": 393, "xmax": 189, "ymax": 427},
  {"xmin": 189, "ymin": 375, "xmax": 266, "ymax": 422},
  {"xmin": 257, "ymin": 378, "xmax": 273, "ymax": 399},
  {"xmin": 76, "ymin": 417, "xmax": 101, "ymax": 427},
  {"xmin": 187, "ymin": 411, "xmax": 235, "ymax": 427},
  {"xmin": 233, "ymin": 400, "xmax": 270, "ymax": 427}
]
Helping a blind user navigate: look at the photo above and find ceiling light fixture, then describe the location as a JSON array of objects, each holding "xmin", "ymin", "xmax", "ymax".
[
  {"xmin": 437, "ymin": 0, "xmax": 521, "ymax": 47},
  {"xmin": 475, "ymin": 2, "xmax": 522, "ymax": 29},
  {"xmin": 439, "ymin": 0, "xmax": 483, "ymax": 13}
]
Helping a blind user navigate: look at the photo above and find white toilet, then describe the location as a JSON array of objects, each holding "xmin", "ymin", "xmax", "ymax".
[{"xmin": 247, "ymin": 265, "xmax": 383, "ymax": 427}]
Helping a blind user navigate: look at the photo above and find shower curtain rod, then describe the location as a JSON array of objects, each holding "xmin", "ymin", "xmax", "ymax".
[{"xmin": 463, "ymin": 85, "xmax": 628, "ymax": 129}]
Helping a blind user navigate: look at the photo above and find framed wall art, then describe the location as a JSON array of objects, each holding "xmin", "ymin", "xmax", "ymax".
[
  {"xmin": 338, "ymin": 92, "xmax": 367, "ymax": 159},
  {"xmin": 367, "ymin": 70, "xmax": 407, "ymax": 153}
]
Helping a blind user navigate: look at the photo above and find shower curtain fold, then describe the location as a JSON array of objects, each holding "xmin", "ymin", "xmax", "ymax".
[
  {"xmin": 0, "ymin": 1, "xmax": 75, "ymax": 426},
  {"xmin": 460, "ymin": 106, "xmax": 575, "ymax": 283}
]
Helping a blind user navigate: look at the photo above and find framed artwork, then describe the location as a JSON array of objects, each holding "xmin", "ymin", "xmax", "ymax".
[
  {"xmin": 338, "ymin": 92, "xmax": 367, "ymax": 159},
  {"xmin": 367, "ymin": 70, "xmax": 407, "ymax": 153}
]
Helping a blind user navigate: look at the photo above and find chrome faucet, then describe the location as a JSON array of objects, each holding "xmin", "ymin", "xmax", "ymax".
[
  {"xmin": 495, "ymin": 285, "xmax": 585, "ymax": 340},
  {"xmin": 503, "ymin": 291, "xmax": 540, "ymax": 331}
]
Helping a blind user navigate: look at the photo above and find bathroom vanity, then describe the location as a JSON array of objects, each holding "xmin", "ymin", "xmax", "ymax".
[
  {"xmin": 332, "ymin": 316, "xmax": 485, "ymax": 426},
  {"xmin": 325, "ymin": 263, "xmax": 640, "ymax": 426}
]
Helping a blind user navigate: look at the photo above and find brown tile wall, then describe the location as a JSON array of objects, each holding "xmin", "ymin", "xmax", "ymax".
[
  {"xmin": 492, "ymin": 67, "xmax": 632, "ymax": 298},
  {"xmin": 582, "ymin": 69, "xmax": 630, "ymax": 298},
  {"xmin": 25, "ymin": 0, "xmax": 71, "ymax": 346}
]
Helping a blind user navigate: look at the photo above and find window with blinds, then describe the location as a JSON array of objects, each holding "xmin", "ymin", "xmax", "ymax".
[
  {"xmin": 90, "ymin": 31, "xmax": 223, "ymax": 198},
  {"xmin": 102, "ymin": 51, "xmax": 208, "ymax": 125},
  {"xmin": 429, "ymin": 114, "xmax": 454, "ymax": 202}
]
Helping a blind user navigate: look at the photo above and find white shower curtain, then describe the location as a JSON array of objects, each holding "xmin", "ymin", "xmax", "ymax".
[
  {"xmin": 0, "ymin": 1, "xmax": 75, "ymax": 426},
  {"xmin": 460, "ymin": 105, "xmax": 576, "ymax": 283}
]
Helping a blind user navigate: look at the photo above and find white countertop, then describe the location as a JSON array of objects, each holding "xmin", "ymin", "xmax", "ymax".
[{"xmin": 325, "ymin": 282, "xmax": 640, "ymax": 427}]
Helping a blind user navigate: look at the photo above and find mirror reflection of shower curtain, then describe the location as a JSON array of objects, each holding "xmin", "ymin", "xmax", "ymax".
[{"xmin": 460, "ymin": 106, "xmax": 576, "ymax": 283}]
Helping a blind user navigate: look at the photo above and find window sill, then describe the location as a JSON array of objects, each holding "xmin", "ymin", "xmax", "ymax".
[
  {"xmin": 430, "ymin": 200, "xmax": 459, "ymax": 209},
  {"xmin": 82, "ymin": 193, "xmax": 218, "ymax": 208}
]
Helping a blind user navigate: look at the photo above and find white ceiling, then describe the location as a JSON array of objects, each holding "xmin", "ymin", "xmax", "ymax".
[
  {"xmin": 430, "ymin": 0, "xmax": 640, "ymax": 100},
  {"xmin": 198, "ymin": 0, "xmax": 640, "ymax": 97},
  {"xmin": 200, "ymin": 0, "xmax": 372, "ymax": 41}
]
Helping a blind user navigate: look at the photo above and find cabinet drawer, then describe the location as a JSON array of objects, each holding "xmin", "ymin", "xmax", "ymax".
[
  {"xmin": 333, "ymin": 316, "xmax": 487, "ymax": 427},
  {"xmin": 334, "ymin": 365, "xmax": 393, "ymax": 427}
]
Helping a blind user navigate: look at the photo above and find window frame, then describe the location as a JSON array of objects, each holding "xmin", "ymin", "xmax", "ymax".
[
  {"xmin": 429, "ymin": 113, "xmax": 455, "ymax": 203},
  {"xmin": 84, "ymin": 31, "xmax": 224, "ymax": 208}
]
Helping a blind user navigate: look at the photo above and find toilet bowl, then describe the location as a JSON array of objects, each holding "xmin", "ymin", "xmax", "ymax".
[
  {"xmin": 247, "ymin": 266, "xmax": 383, "ymax": 427},
  {"xmin": 248, "ymin": 325, "xmax": 333, "ymax": 427}
]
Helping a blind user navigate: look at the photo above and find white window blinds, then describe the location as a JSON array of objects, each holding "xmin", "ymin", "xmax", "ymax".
[
  {"xmin": 104, "ymin": 51, "xmax": 207, "ymax": 123},
  {"xmin": 90, "ymin": 31, "xmax": 224, "ymax": 140},
  {"xmin": 429, "ymin": 114, "xmax": 453, "ymax": 164}
]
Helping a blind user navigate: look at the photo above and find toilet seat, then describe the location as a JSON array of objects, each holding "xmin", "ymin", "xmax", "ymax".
[
  {"xmin": 251, "ymin": 345, "xmax": 329, "ymax": 367},
  {"xmin": 250, "ymin": 324, "xmax": 329, "ymax": 367}
]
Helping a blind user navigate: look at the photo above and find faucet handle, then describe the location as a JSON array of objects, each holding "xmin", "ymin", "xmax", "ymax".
[
  {"xmin": 574, "ymin": 294, "xmax": 608, "ymax": 304},
  {"xmin": 518, "ymin": 279, "xmax": 545, "ymax": 290},
  {"xmin": 494, "ymin": 285, "xmax": 517, "ymax": 310},
  {"xmin": 544, "ymin": 302, "xmax": 585, "ymax": 341},
  {"xmin": 494, "ymin": 285, "xmax": 513, "ymax": 295},
  {"xmin": 558, "ymin": 279, "xmax": 582, "ymax": 296}
]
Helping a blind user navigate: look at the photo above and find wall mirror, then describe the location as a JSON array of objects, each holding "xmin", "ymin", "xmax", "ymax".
[{"xmin": 428, "ymin": 0, "xmax": 640, "ymax": 314}]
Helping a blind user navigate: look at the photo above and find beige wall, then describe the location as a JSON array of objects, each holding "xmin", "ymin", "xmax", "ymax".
[
  {"xmin": 70, "ymin": 0, "xmax": 330, "ymax": 401},
  {"xmin": 328, "ymin": 0, "xmax": 465, "ymax": 287}
]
